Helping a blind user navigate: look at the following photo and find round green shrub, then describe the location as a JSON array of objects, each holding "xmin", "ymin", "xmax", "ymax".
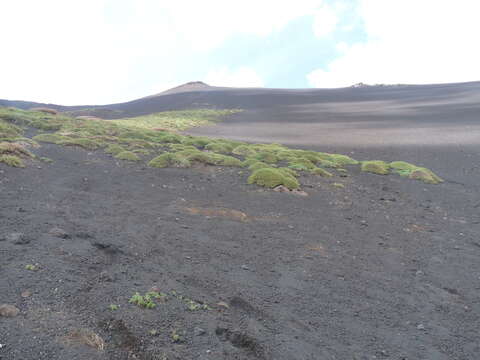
[{"xmin": 247, "ymin": 168, "xmax": 299, "ymax": 189}]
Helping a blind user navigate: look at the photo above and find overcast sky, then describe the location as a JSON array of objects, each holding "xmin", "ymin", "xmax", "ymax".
[{"xmin": 1, "ymin": 0, "xmax": 479, "ymax": 105}]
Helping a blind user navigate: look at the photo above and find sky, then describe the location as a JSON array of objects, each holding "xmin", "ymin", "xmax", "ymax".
[{"xmin": 0, "ymin": 0, "xmax": 479, "ymax": 105}]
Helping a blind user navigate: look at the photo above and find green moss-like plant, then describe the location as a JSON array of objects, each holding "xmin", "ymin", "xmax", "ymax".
[
  {"xmin": 310, "ymin": 167, "xmax": 333, "ymax": 177},
  {"xmin": 361, "ymin": 160, "xmax": 390, "ymax": 175},
  {"xmin": 32, "ymin": 133, "xmax": 68, "ymax": 144},
  {"xmin": 328, "ymin": 154, "xmax": 358, "ymax": 165},
  {"xmin": 278, "ymin": 167, "xmax": 298, "ymax": 178},
  {"xmin": 247, "ymin": 168, "xmax": 299, "ymax": 189},
  {"xmin": 104, "ymin": 144, "xmax": 125, "ymax": 155},
  {"xmin": 148, "ymin": 152, "xmax": 191, "ymax": 168},
  {"xmin": 252, "ymin": 151, "xmax": 278, "ymax": 164},
  {"xmin": 60, "ymin": 138, "xmax": 102, "ymax": 150},
  {"xmin": 204, "ymin": 142, "xmax": 232, "ymax": 153},
  {"xmin": 232, "ymin": 145, "xmax": 257, "ymax": 157},
  {"xmin": 248, "ymin": 161, "xmax": 273, "ymax": 171},
  {"xmin": 115, "ymin": 151, "xmax": 140, "ymax": 161},
  {"xmin": 409, "ymin": 168, "xmax": 443, "ymax": 184},
  {"xmin": 129, "ymin": 291, "xmax": 166, "ymax": 309},
  {"xmin": 0, "ymin": 154, "xmax": 25, "ymax": 167},
  {"xmin": 181, "ymin": 137, "xmax": 211, "ymax": 148},
  {"xmin": 389, "ymin": 161, "xmax": 442, "ymax": 184},
  {"xmin": 288, "ymin": 158, "xmax": 316, "ymax": 171}
]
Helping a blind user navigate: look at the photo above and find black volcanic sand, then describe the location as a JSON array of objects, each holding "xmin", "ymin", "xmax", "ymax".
[
  {"xmin": 1, "ymin": 83, "xmax": 480, "ymax": 359},
  {"xmin": 0, "ymin": 134, "xmax": 478, "ymax": 360}
]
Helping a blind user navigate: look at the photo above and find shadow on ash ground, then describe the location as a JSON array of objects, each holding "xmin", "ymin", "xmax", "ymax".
[{"xmin": 1, "ymin": 137, "xmax": 479, "ymax": 359}]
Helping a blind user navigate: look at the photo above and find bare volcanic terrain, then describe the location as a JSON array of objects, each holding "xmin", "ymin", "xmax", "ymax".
[{"xmin": 1, "ymin": 82, "xmax": 480, "ymax": 360}]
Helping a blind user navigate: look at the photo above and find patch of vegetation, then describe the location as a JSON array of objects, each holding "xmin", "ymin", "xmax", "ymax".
[
  {"xmin": 233, "ymin": 144, "xmax": 257, "ymax": 157},
  {"xmin": 170, "ymin": 290, "xmax": 211, "ymax": 311},
  {"xmin": 332, "ymin": 182, "xmax": 345, "ymax": 188},
  {"xmin": 39, "ymin": 156, "xmax": 53, "ymax": 163},
  {"xmin": 248, "ymin": 168, "xmax": 300, "ymax": 189},
  {"xmin": 129, "ymin": 291, "xmax": 167, "ymax": 309},
  {"xmin": 0, "ymin": 154, "xmax": 25, "ymax": 167},
  {"xmin": 171, "ymin": 329, "xmax": 183, "ymax": 343},
  {"xmin": 148, "ymin": 152, "xmax": 191, "ymax": 168},
  {"xmin": 361, "ymin": 160, "xmax": 390, "ymax": 175},
  {"xmin": 0, "ymin": 106, "xmax": 443, "ymax": 188},
  {"xmin": 389, "ymin": 161, "xmax": 442, "ymax": 184},
  {"xmin": 408, "ymin": 168, "xmax": 443, "ymax": 184},
  {"xmin": 109, "ymin": 304, "xmax": 119, "ymax": 311},
  {"xmin": 288, "ymin": 158, "xmax": 316, "ymax": 171},
  {"xmin": 25, "ymin": 264, "xmax": 37, "ymax": 271},
  {"xmin": 248, "ymin": 161, "xmax": 273, "ymax": 172},
  {"xmin": 61, "ymin": 137, "xmax": 103, "ymax": 150},
  {"xmin": 204, "ymin": 142, "xmax": 233, "ymax": 153},
  {"xmin": 33, "ymin": 133, "xmax": 68, "ymax": 144},
  {"xmin": 109, "ymin": 109, "xmax": 242, "ymax": 132},
  {"xmin": 310, "ymin": 167, "xmax": 333, "ymax": 177},
  {"xmin": 104, "ymin": 144, "xmax": 125, "ymax": 155},
  {"xmin": 251, "ymin": 151, "xmax": 278, "ymax": 164},
  {"xmin": 115, "ymin": 151, "xmax": 140, "ymax": 161}
]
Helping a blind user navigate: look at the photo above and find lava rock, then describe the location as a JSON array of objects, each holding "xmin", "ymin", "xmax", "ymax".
[{"xmin": 0, "ymin": 304, "xmax": 20, "ymax": 317}]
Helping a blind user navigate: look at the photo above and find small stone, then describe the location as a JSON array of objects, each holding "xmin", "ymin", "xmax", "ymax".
[
  {"xmin": 194, "ymin": 327, "xmax": 206, "ymax": 336},
  {"xmin": 21, "ymin": 290, "xmax": 32, "ymax": 298},
  {"xmin": 241, "ymin": 264, "xmax": 249, "ymax": 270},
  {"xmin": 417, "ymin": 324, "xmax": 425, "ymax": 330},
  {"xmin": 217, "ymin": 301, "xmax": 229, "ymax": 309},
  {"xmin": 273, "ymin": 185, "xmax": 289, "ymax": 193},
  {"xmin": 0, "ymin": 304, "xmax": 20, "ymax": 317},
  {"xmin": 3, "ymin": 232, "xmax": 30, "ymax": 245},
  {"xmin": 49, "ymin": 227, "xmax": 69, "ymax": 239},
  {"xmin": 291, "ymin": 189, "xmax": 309, "ymax": 197}
]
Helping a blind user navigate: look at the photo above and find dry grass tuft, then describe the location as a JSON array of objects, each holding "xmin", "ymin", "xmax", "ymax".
[{"xmin": 65, "ymin": 328, "xmax": 105, "ymax": 351}]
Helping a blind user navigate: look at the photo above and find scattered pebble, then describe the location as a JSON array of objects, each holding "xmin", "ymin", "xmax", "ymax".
[
  {"xmin": 217, "ymin": 301, "xmax": 229, "ymax": 309},
  {"xmin": 0, "ymin": 304, "xmax": 20, "ymax": 317},
  {"xmin": 21, "ymin": 290, "xmax": 32, "ymax": 298},
  {"xmin": 49, "ymin": 227, "xmax": 69, "ymax": 239},
  {"xmin": 241, "ymin": 264, "xmax": 250, "ymax": 270},
  {"xmin": 3, "ymin": 232, "xmax": 30, "ymax": 245},
  {"xmin": 417, "ymin": 324, "xmax": 425, "ymax": 330},
  {"xmin": 194, "ymin": 327, "xmax": 206, "ymax": 336}
]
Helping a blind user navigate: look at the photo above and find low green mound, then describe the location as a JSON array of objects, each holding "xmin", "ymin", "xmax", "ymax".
[
  {"xmin": 61, "ymin": 138, "xmax": 103, "ymax": 150},
  {"xmin": 277, "ymin": 167, "xmax": 298, "ymax": 178},
  {"xmin": 389, "ymin": 161, "xmax": 443, "ymax": 184},
  {"xmin": 148, "ymin": 152, "xmax": 191, "ymax": 168},
  {"xmin": 247, "ymin": 168, "xmax": 299, "ymax": 189},
  {"xmin": 361, "ymin": 160, "xmax": 390, "ymax": 175},
  {"xmin": 181, "ymin": 137, "xmax": 211, "ymax": 148},
  {"xmin": 232, "ymin": 145, "xmax": 257, "ymax": 157},
  {"xmin": 115, "ymin": 151, "xmax": 140, "ymax": 161},
  {"xmin": 105, "ymin": 144, "xmax": 125, "ymax": 155},
  {"xmin": 0, "ymin": 154, "xmax": 25, "ymax": 167},
  {"xmin": 310, "ymin": 167, "xmax": 333, "ymax": 177},
  {"xmin": 248, "ymin": 161, "xmax": 273, "ymax": 171},
  {"xmin": 409, "ymin": 168, "xmax": 443, "ymax": 184},
  {"xmin": 288, "ymin": 158, "xmax": 316, "ymax": 171},
  {"xmin": 33, "ymin": 133, "xmax": 68, "ymax": 144},
  {"xmin": 327, "ymin": 154, "xmax": 358, "ymax": 166},
  {"xmin": 204, "ymin": 142, "xmax": 232, "ymax": 154},
  {"xmin": 252, "ymin": 151, "xmax": 278, "ymax": 164}
]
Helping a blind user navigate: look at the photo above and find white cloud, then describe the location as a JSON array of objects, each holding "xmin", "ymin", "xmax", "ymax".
[
  {"xmin": 0, "ymin": 0, "xmax": 325, "ymax": 104},
  {"xmin": 312, "ymin": 4, "xmax": 339, "ymax": 37},
  {"xmin": 205, "ymin": 67, "xmax": 264, "ymax": 88},
  {"xmin": 308, "ymin": 0, "xmax": 480, "ymax": 88}
]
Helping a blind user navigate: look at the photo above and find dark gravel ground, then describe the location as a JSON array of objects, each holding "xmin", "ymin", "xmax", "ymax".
[{"xmin": 1, "ymin": 83, "xmax": 480, "ymax": 359}]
